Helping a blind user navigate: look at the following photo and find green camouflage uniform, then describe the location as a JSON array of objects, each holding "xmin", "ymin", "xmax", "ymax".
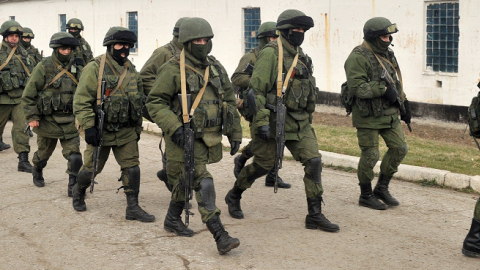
[
  {"xmin": 22, "ymin": 51, "xmax": 82, "ymax": 174},
  {"xmin": 0, "ymin": 41, "xmax": 34, "ymax": 154},
  {"xmin": 73, "ymin": 52, "xmax": 144, "ymax": 190},
  {"xmin": 233, "ymin": 37, "xmax": 320, "ymax": 196},
  {"xmin": 344, "ymin": 40, "xmax": 408, "ymax": 184},
  {"xmin": 72, "ymin": 37, "xmax": 93, "ymax": 64},
  {"xmin": 147, "ymin": 49, "xmax": 242, "ymax": 222},
  {"xmin": 22, "ymin": 44, "xmax": 42, "ymax": 66}
]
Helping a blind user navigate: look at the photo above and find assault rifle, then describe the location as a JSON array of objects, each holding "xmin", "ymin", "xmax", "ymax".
[
  {"xmin": 90, "ymin": 80, "xmax": 106, "ymax": 193},
  {"xmin": 180, "ymin": 93, "xmax": 195, "ymax": 227},
  {"xmin": 381, "ymin": 69, "xmax": 412, "ymax": 132},
  {"xmin": 273, "ymin": 73, "xmax": 288, "ymax": 193}
]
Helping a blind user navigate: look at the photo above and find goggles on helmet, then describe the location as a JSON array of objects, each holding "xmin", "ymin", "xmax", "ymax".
[
  {"xmin": 23, "ymin": 32, "xmax": 34, "ymax": 38},
  {"xmin": 366, "ymin": 23, "xmax": 399, "ymax": 38},
  {"xmin": 68, "ymin": 23, "xmax": 82, "ymax": 29},
  {"xmin": 7, "ymin": 26, "xmax": 23, "ymax": 33}
]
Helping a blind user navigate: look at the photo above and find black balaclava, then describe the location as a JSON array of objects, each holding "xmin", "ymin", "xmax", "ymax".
[
  {"xmin": 189, "ymin": 40, "xmax": 212, "ymax": 61},
  {"xmin": 369, "ymin": 35, "xmax": 393, "ymax": 54},
  {"xmin": 20, "ymin": 38, "xmax": 30, "ymax": 48},
  {"xmin": 68, "ymin": 30, "xmax": 81, "ymax": 38},
  {"xmin": 281, "ymin": 29, "xmax": 305, "ymax": 47},
  {"xmin": 109, "ymin": 44, "xmax": 130, "ymax": 66},
  {"xmin": 54, "ymin": 48, "xmax": 72, "ymax": 64}
]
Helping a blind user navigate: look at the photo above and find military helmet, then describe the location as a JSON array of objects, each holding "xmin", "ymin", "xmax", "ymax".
[
  {"xmin": 276, "ymin": 9, "xmax": 314, "ymax": 31},
  {"xmin": 363, "ymin": 17, "xmax": 398, "ymax": 40},
  {"xmin": 49, "ymin": 32, "xmax": 79, "ymax": 48},
  {"xmin": 66, "ymin": 18, "xmax": 84, "ymax": 30},
  {"xmin": 257, "ymin": 21, "xmax": 278, "ymax": 39},
  {"xmin": 103, "ymin": 26, "xmax": 137, "ymax": 46},
  {"xmin": 22, "ymin": 27, "xmax": 34, "ymax": 39},
  {"xmin": 0, "ymin": 20, "xmax": 23, "ymax": 37},
  {"xmin": 178, "ymin": 17, "xmax": 214, "ymax": 44},
  {"xmin": 173, "ymin": 17, "xmax": 189, "ymax": 37}
]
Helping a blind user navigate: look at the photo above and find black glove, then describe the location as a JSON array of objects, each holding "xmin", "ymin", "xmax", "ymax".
[
  {"xmin": 230, "ymin": 141, "xmax": 240, "ymax": 155},
  {"xmin": 136, "ymin": 133, "xmax": 141, "ymax": 142},
  {"xmin": 258, "ymin": 125, "xmax": 270, "ymax": 142},
  {"xmin": 383, "ymin": 84, "xmax": 398, "ymax": 103},
  {"xmin": 171, "ymin": 126, "xmax": 185, "ymax": 148},
  {"xmin": 85, "ymin": 127, "xmax": 100, "ymax": 146},
  {"xmin": 74, "ymin": 57, "xmax": 85, "ymax": 67},
  {"xmin": 401, "ymin": 100, "xmax": 412, "ymax": 124}
]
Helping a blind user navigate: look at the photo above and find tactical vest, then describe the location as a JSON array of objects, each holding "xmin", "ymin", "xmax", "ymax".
[
  {"xmin": 264, "ymin": 42, "xmax": 317, "ymax": 116},
  {"xmin": 0, "ymin": 44, "xmax": 34, "ymax": 98},
  {"xmin": 25, "ymin": 45, "xmax": 42, "ymax": 66},
  {"xmin": 173, "ymin": 55, "xmax": 235, "ymax": 142},
  {"xmin": 166, "ymin": 41, "xmax": 182, "ymax": 57},
  {"xmin": 95, "ymin": 55, "xmax": 144, "ymax": 132},
  {"xmin": 37, "ymin": 56, "xmax": 81, "ymax": 123},
  {"xmin": 73, "ymin": 38, "xmax": 93, "ymax": 64},
  {"xmin": 352, "ymin": 45, "xmax": 400, "ymax": 117}
]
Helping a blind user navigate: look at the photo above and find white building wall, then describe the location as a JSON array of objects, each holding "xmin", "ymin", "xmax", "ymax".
[{"xmin": 1, "ymin": 0, "xmax": 479, "ymax": 106}]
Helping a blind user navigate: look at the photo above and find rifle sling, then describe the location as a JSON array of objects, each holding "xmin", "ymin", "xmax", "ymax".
[
  {"xmin": 276, "ymin": 35, "xmax": 299, "ymax": 98},
  {"xmin": 0, "ymin": 45, "xmax": 17, "ymax": 71},
  {"xmin": 179, "ymin": 48, "xmax": 210, "ymax": 123},
  {"xmin": 13, "ymin": 54, "xmax": 31, "ymax": 77},
  {"xmin": 97, "ymin": 54, "xmax": 107, "ymax": 106},
  {"xmin": 43, "ymin": 58, "xmax": 79, "ymax": 90},
  {"xmin": 363, "ymin": 41, "xmax": 404, "ymax": 100},
  {"xmin": 104, "ymin": 57, "xmax": 128, "ymax": 96}
]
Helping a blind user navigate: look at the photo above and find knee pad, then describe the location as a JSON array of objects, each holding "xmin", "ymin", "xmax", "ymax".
[
  {"xmin": 77, "ymin": 169, "xmax": 93, "ymax": 187},
  {"xmin": 361, "ymin": 148, "xmax": 380, "ymax": 169},
  {"xmin": 199, "ymin": 178, "xmax": 216, "ymax": 211},
  {"xmin": 307, "ymin": 157, "xmax": 322, "ymax": 184},
  {"xmin": 69, "ymin": 153, "xmax": 83, "ymax": 175}
]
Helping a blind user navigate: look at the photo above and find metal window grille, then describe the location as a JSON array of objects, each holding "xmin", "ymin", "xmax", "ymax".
[
  {"xmin": 426, "ymin": 2, "xmax": 459, "ymax": 73},
  {"xmin": 59, "ymin": 14, "xmax": 66, "ymax": 32},
  {"xmin": 244, "ymin": 8, "xmax": 261, "ymax": 53},
  {"xmin": 127, "ymin": 12, "xmax": 138, "ymax": 53}
]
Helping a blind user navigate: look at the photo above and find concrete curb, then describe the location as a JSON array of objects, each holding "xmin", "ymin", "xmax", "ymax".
[{"xmin": 143, "ymin": 121, "xmax": 480, "ymax": 193}]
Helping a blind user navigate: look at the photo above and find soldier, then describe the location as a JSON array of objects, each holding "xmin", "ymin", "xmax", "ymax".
[
  {"xmin": 231, "ymin": 21, "xmax": 290, "ymax": 189},
  {"xmin": 22, "ymin": 32, "xmax": 83, "ymax": 194},
  {"xmin": 343, "ymin": 17, "xmax": 410, "ymax": 210},
  {"xmin": 0, "ymin": 20, "xmax": 34, "ymax": 172},
  {"xmin": 20, "ymin": 27, "xmax": 42, "ymax": 65},
  {"xmin": 147, "ymin": 17, "xmax": 242, "ymax": 254},
  {"xmin": 463, "ymin": 198, "xmax": 480, "ymax": 258},
  {"xmin": 0, "ymin": 137, "xmax": 10, "ymax": 151},
  {"xmin": 66, "ymin": 18, "xmax": 93, "ymax": 65},
  {"xmin": 224, "ymin": 9, "xmax": 339, "ymax": 233},
  {"xmin": 140, "ymin": 17, "xmax": 188, "ymax": 191},
  {"xmin": 72, "ymin": 27, "xmax": 155, "ymax": 223}
]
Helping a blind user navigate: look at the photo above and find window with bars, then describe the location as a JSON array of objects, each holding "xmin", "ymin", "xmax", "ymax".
[
  {"xmin": 10, "ymin": 16, "xmax": 15, "ymax": 21},
  {"xmin": 244, "ymin": 8, "xmax": 261, "ymax": 53},
  {"xmin": 59, "ymin": 14, "xmax": 66, "ymax": 32},
  {"xmin": 127, "ymin": 12, "xmax": 138, "ymax": 53},
  {"xmin": 426, "ymin": 2, "xmax": 459, "ymax": 73}
]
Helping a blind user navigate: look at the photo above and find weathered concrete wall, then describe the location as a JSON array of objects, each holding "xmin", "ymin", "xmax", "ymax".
[{"xmin": 1, "ymin": 0, "xmax": 478, "ymax": 107}]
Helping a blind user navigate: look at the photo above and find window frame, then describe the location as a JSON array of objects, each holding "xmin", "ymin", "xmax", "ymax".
[
  {"xmin": 59, "ymin": 14, "xmax": 66, "ymax": 32},
  {"xmin": 243, "ymin": 7, "xmax": 261, "ymax": 54},
  {"xmin": 127, "ymin": 11, "xmax": 139, "ymax": 54}
]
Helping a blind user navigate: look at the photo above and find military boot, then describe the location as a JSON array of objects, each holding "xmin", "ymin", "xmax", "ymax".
[
  {"xmin": 0, "ymin": 140, "xmax": 10, "ymax": 151},
  {"xmin": 72, "ymin": 183, "xmax": 87, "ymax": 212},
  {"xmin": 206, "ymin": 215, "xmax": 240, "ymax": 255},
  {"xmin": 125, "ymin": 192, "xmax": 155, "ymax": 222},
  {"xmin": 359, "ymin": 183, "xmax": 387, "ymax": 210},
  {"xmin": 233, "ymin": 154, "xmax": 249, "ymax": 178},
  {"xmin": 124, "ymin": 166, "xmax": 155, "ymax": 222},
  {"xmin": 305, "ymin": 197, "xmax": 339, "ymax": 232},
  {"xmin": 18, "ymin": 152, "xmax": 33, "ymax": 173},
  {"xmin": 68, "ymin": 153, "xmax": 82, "ymax": 197},
  {"xmin": 265, "ymin": 169, "xmax": 291, "ymax": 188},
  {"xmin": 32, "ymin": 166, "xmax": 45, "ymax": 187},
  {"xmin": 164, "ymin": 201, "xmax": 194, "ymax": 237},
  {"xmin": 373, "ymin": 173, "xmax": 399, "ymax": 206},
  {"xmin": 463, "ymin": 218, "xmax": 480, "ymax": 258},
  {"xmin": 156, "ymin": 169, "xmax": 173, "ymax": 192},
  {"xmin": 225, "ymin": 185, "xmax": 244, "ymax": 219}
]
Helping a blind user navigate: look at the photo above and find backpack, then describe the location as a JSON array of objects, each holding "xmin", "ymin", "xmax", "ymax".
[
  {"xmin": 468, "ymin": 82, "xmax": 480, "ymax": 138},
  {"xmin": 340, "ymin": 81, "xmax": 354, "ymax": 116}
]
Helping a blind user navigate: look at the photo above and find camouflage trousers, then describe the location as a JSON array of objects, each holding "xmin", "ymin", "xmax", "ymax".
[
  {"xmin": 78, "ymin": 139, "xmax": 139, "ymax": 193},
  {"xmin": 235, "ymin": 127, "xmax": 323, "ymax": 198},
  {"xmin": 474, "ymin": 196, "xmax": 480, "ymax": 220},
  {"xmin": 166, "ymin": 138, "xmax": 222, "ymax": 223},
  {"xmin": 356, "ymin": 124, "xmax": 408, "ymax": 184},
  {"xmin": 33, "ymin": 135, "xmax": 80, "ymax": 174},
  {"xmin": 0, "ymin": 104, "xmax": 30, "ymax": 153}
]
